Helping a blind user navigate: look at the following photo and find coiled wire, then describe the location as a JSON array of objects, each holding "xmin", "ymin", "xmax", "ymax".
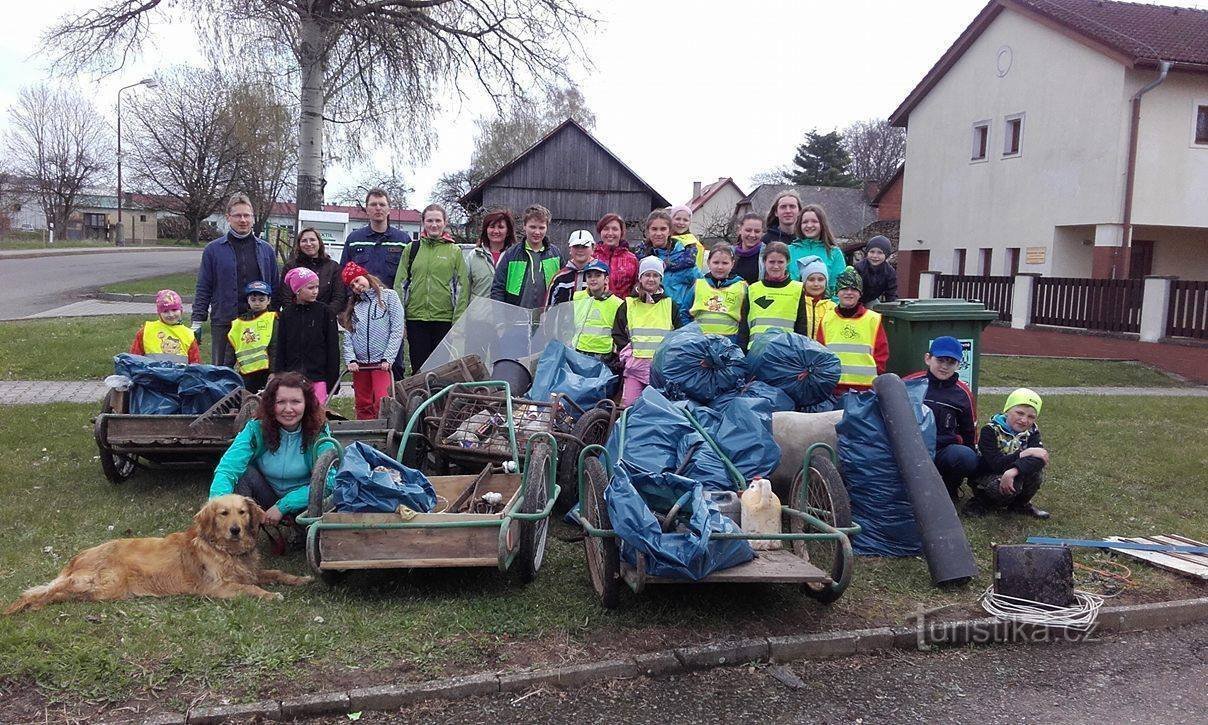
[{"xmin": 979, "ymin": 587, "xmax": 1104, "ymax": 631}]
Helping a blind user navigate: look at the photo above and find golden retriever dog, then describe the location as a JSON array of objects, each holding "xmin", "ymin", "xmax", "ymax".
[{"xmin": 4, "ymin": 495, "xmax": 311, "ymax": 614}]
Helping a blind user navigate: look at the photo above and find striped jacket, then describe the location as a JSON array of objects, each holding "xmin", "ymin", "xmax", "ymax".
[{"xmin": 341, "ymin": 288, "xmax": 405, "ymax": 365}]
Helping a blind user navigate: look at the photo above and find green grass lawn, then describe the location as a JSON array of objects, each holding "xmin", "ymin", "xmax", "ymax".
[
  {"xmin": 981, "ymin": 355, "xmax": 1186, "ymax": 388},
  {"xmin": 0, "ymin": 317, "xmax": 213, "ymax": 379},
  {"xmin": 100, "ymin": 272, "xmax": 198, "ymax": 297},
  {"xmin": 0, "ymin": 395, "xmax": 1204, "ymax": 713}
]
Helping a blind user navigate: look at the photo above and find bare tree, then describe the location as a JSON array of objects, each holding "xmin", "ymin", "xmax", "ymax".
[
  {"xmin": 841, "ymin": 118, "xmax": 906, "ymax": 185},
  {"xmin": 333, "ymin": 171, "xmax": 414, "ymax": 211},
  {"xmin": 126, "ymin": 68, "xmax": 240, "ymax": 245},
  {"xmin": 3, "ymin": 85, "xmax": 109, "ymax": 237},
  {"xmin": 698, "ymin": 208, "xmax": 738, "ymax": 244},
  {"xmin": 229, "ymin": 80, "xmax": 298, "ymax": 238},
  {"xmin": 44, "ymin": 1, "xmax": 595, "ymax": 212}
]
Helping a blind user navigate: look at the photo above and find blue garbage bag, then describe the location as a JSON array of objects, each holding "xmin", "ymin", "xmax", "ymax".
[
  {"xmin": 113, "ymin": 353, "xmax": 244, "ymax": 415},
  {"xmin": 331, "ymin": 441, "xmax": 437, "ymax": 513},
  {"xmin": 714, "ymin": 380, "xmax": 796, "ymax": 413},
  {"xmin": 528, "ymin": 340, "xmax": 617, "ymax": 411},
  {"xmin": 605, "ymin": 387, "xmax": 708, "ymax": 478},
  {"xmin": 684, "ymin": 394, "xmax": 781, "ymax": 482},
  {"xmin": 649, "ymin": 325, "xmax": 749, "ymax": 403},
  {"xmin": 836, "ymin": 378, "xmax": 936, "ymax": 557},
  {"xmin": 606, "ymin": 460, "xmax": 754, "ymax": 580},
  {"xmin": 746, "ymin": 330, "xmax": 841, "ymax": 409}
]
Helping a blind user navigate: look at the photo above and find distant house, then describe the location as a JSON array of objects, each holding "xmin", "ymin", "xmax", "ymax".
[
  {"xmin": 891, "ymin": 0, "xmax": 1208, "ymax": 281},
  {"xmin": 685, "ymin": 177, "xmax": 746, "ymax": 241},
  {"xmin": 206, "ymin": 202, "xmax": 422, "ymax": 242},
  {"xmin": 734, "ymin": 184, "xmax": 876, "ymax": 242},
  {"xmin": 460, "ymin": 118, "xmax": 671, "ymax": 247}
]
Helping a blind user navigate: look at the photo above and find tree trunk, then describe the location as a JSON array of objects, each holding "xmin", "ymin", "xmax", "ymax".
[{"xmin": 296, "ymin": 10, "xmax": 326, "ymax": 212}]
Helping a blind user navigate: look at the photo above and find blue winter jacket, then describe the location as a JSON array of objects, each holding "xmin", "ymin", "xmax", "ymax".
[
  {"xmin": 192, "ymin": 233, "xmax": 279, "ymax": 325},
  {"xmin": 340, "ymin": 225, "xmax": 413, "ymax": 289}
]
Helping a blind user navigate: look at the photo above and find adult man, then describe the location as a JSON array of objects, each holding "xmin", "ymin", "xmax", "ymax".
[
  {"xmin": 341, "ymin": 187, "xmax": 413, "ymax": 376},
  {"xmin": 192, "ymin": 193, "xmax": 278, "ymax": 367}
]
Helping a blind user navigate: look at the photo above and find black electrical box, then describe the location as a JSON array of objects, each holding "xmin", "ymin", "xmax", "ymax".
[{"xmin": 993, "ymin": 544, "xmax": 1074, "ymax": 606}]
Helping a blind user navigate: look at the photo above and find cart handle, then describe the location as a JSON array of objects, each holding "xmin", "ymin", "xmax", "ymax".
[
  {"xmin": 678, "ymin": 408, "xmax": 746, "ymax": 490},
  {"xmin": 395, "ymin": 380, "xmax": 521, "ymax": 471}
]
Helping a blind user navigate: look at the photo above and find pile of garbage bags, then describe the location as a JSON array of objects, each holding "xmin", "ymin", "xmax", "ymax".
[
  {"xmin": 332, "ymin": 442, "xmax": 437, "ymax": 514},
  {"xmin": 746, "ymin": 330, "xmax": 842, "ymax": 412},
  {"xmin": 112, "ymin": 353, "xmax": 244, "ymax": 415},
  {"xmin": 528, "ymin": 341, "xmax": 617, "ymax": 411}
]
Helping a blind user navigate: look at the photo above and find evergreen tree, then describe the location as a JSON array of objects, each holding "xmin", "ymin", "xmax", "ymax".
[{"xmin": 785, "ymin": 130, "xmax": 861, "ymax": 188}]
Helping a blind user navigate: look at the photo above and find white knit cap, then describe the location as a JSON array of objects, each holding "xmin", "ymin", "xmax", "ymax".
[{"xmin": 638, "ymin": 256, "xmax": 664, "ymax": 278}]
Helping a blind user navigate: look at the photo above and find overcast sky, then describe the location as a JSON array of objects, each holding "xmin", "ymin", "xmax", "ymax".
[{"xmin": 2, "ymin": 0, "xmax": 1203, "ymax": 209}]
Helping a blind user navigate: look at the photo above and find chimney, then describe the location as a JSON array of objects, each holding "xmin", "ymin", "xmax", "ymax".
[{"xmin": 692, "ymin": 181, "xmax": 702, "ymax": 199}]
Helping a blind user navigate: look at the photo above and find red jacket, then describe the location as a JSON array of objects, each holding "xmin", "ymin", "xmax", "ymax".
[
  {"xmin": 594, "ymin": 241, "xmax": 639, "ymax": 299},
  {"xmin": 815, "ymin": 304, "xmax": 889, "ymax": 394}
]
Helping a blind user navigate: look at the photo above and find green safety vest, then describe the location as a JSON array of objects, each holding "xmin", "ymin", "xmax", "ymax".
[
  {"xmin": 689, "ymin": 278, "xmax": 746, "ymax": 336},
  {"xmin": 504, "ymin": 252, "xmax": 562, "ymax": 297},
  {"xmin": 228, "ymin": 312, "xmax": 276, "ymax": 374},
  {"xmin": 747, "ymin": 280, "xmax": 803, "ymax": 336},
  {"xmin": 573, "ymin": 290, "xmax": 622, "ymax": 354},
  {"xmin": 626, "ymin": 296, "xmax": 674, "ymax": 359}
]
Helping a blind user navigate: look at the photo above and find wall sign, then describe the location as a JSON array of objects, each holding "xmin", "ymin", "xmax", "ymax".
[{"xmin": 1025, "ymin": 246, "xmax": 1046, "ymax": 265}]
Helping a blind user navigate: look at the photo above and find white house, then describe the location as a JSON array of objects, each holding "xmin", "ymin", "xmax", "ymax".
[
  {"xmin": 891, "ymin": 0, "xmax": 1208, "ymax": 284},
  {"xmin": 685, "ymin": 177, "xmax": 745, "ymax": 241}
]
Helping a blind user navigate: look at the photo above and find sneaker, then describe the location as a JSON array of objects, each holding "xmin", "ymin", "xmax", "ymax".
[{"xmin": 1010, "ymin": 502, "xmax": 1051, "ymax": 520}]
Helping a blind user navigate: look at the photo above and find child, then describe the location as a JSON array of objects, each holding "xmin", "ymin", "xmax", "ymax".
[
  {"xmin": 815, "ymin": 267, "xmax": 888, "ymax": 395},
  {"xmin": 797, "ymin": 255, "xmax": 835, "ymax": 341},
  {"xmin": 689, "ymin": 244, "xmax": 749, "ymax": 348},
  {"xmin": 787, "ymin": 203, "xmax": 846, "ymax": 295},
  {"xmin": 395, "ymin": 203, "xmax": 470, "ymax": 372},
  {"xmin": 747, "ymin": 242, "xmax": 810, "ymax": 342},
  {"xmin": 732, "ymin": 213, "xmax": 765, "ymax": 284},
  {"xmin": 339, "ymin": 262, "xmax": 404, "ymax": 420},
  {"xmin": 490, "ymin": 204, "xmax": 564, "ymax": 309},
  {"xmin": 613, "ymin": 256, "xmax": 682, "ymax": 406},
  {"xmin": 547, "ymin": 229, "xmax": 596, "ymax": 306},
  {"xmin": 227, "ymin": 281, "xmax": 277, "ymax": 393},
  {"xmin": 855, "ymin": 235, "xmax": 899, "ymax": 306},
  {"xmin": 969, "ymin": 389, "xmax": 1051, "ymax": 519},
  {"xmin": 638, "ymin": 209, "xmax": 699, "ymax": 316},
  {"xmin": 274, "ymin": 267, "xmax": 340, "ymax": 404},
  {"xmin": 571, "ymin": 260, "xmax": 623, "ymax": 374},
  {"xmin": 130, "ymin": 289, "xmax": 201, "ymax": 363},
  {"xmin": 669, "ymin": 204, "xmax": 707, "ymax": 271},
  {"xmin": 903, "ymin": 336, "xmax": 978, "ymax": 501}
]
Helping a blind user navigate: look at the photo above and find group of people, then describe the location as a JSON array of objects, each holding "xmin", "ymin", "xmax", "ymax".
[{"xmin": 133, "ymin": 189, "xmax": 1048, "ymax": 525}]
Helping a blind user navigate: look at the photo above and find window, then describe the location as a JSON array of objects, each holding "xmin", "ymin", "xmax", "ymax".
[
  {"xmin": 1003, "ymin": 114, "xmax": 1024, "ymax": 156},
  {"xmin": 1005, "ymin": 247, "xmax": 1020, "ymax": 275},
  {"xmin": 139, "ymin": 214, "xmax": 147, "ymax": 222},
  {"xmin": 1195, "ymin": 103, "xmax": 1208, "ymax": 146},
  {"xmin": 971, "ymin": 122, "xmax": 989, "ymax": 161},
  {"xmin": 953, "ymin": 248, "xmax": 967, "ymax": 275},
  {"xmin": 978, "ymin": 248, "xmax": 993, "ymax": 277}
]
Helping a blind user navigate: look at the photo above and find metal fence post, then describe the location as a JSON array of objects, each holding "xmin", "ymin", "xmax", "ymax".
[
  {"xmin": 1139, "ymin": 276, "xmax": 1175, "ymax": 343},
  {"xmin": 1011, "ymin": 273, "xmax": 1039, "ymax": 330}
]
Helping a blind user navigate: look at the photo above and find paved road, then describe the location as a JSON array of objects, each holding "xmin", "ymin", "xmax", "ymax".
[
  {"xmin": 344, "ymin": 622, "xmax": 1208, "ymax": 724},
  {"xmin": 0, "ymin": 248, "xmax": 201, "ymax": 320}
]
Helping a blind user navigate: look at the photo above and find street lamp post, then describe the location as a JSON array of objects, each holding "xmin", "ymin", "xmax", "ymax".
[{"xmin": 116, "ymin": 77, "xmax": 157, "ymax": 247}]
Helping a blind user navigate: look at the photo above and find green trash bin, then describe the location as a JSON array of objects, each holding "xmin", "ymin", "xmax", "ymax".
[{"xmin": 874, "ymin": 299, "xmax": 1000, "ymax": 396}]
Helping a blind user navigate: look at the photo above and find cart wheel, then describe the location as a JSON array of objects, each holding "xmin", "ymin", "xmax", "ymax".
[
  {"xmin": 581, "ymin": 455, "xmax": 620, "ymax": 608},
  {"xmin": 234, "ymin": 395, "xmax": 261, "ymax": 432},
  {"xmin": 95, "ymin": 391, "xmax": 136, "ymax": 484},
  {"xmin": 790, "ymin": 451, "xmax": 853, "ymax": 604},
  {"xmin": 307, "ymin": 450, "xmax": 341, "ymax": 518},
  {"xmin": 305, "ymin": 526, "xmax": 346, "ymax": 587},
  {"xmin": 555, "ymin": 408, "xmax": 614, "ymax": 512},
  {"xmin": 399, "ymin": 391, "xmax": 431, "ymax": 470},
  {"xmin": 516, "ymin": 441, "xmax": 552, "ymax": 583}
]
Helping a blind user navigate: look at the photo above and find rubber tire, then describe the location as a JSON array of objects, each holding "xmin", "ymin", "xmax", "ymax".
[
  {"xmin": 234, "ymin": 395, "xmax": 261, "ymax": 433},
  {"xmin": 96, "ymin": 390, "xmax": 136, "ymax": 484},
  {"xmin": 581, "ymin": 455, "xmax": 620, "ymax": 608},
  {"xmin": 555, "ymin": 407, "xmax": 614, "ymax": 513},
  {"xmin": 792, "ymin": 451, "xmax": 852, "ymax": 604},
  {"xmin": 516, "ymin": 441, "xmax": 551, "ymax": 583},
  {"xmin": 399, "ymin": 390, "xmax": 430, "ymax": 470},
  {"xmin": 307, "ymin": 449, "xmax": 341, "ymax": 519}
]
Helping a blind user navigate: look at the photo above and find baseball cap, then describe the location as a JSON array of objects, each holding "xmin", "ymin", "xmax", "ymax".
[
  {"xmin": 568, "ymin": 229, "xmax": 595, "ymax": 247},
  {"xmin": 928, "ymin": 336, "xmax": 963, "ymax": 361},
  {"xmin": 583, "ymin": 259, "xmax": 609, "ymax": 275},
  {"xmin": 244, "ymin": 280, "xmax": 272, "ymax": 296}
]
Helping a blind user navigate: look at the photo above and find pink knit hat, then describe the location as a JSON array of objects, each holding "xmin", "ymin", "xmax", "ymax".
[
  {"xmin": 155, "ymin": 289, "xmax": 183, "ymax": 313},
  {"xmin": 284, "ymin": 267, "xmax": 319, "ymax": 293}
]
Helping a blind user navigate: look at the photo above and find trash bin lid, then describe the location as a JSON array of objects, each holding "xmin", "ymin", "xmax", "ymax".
[{"xmin": 874, "ymin": 298, "xmax": 1000, "ymax": 321}]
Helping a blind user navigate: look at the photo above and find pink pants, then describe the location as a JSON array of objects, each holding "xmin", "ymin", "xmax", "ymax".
[
  {"xmin": 620, "ymin": 346, "xmax": 652, "ymax": 407},
  {"xmin": 353, "ymin": 369, "xmax": 392, "ymax": 419},
  {"xmin": 312, "ymin": 382, "xmax": 328, "ymax": 405}
]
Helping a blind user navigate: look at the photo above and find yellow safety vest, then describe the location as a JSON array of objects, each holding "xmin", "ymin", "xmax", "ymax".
[
  {"xmin": 673, "ymin": 233, "xmax": 708, "ymax": 272},
  {"xmin": 227, "ymin": 312, "xmax": 277, "ymax": 374},
  {"xmin": 690, "ymin": 278, "xmax": 747, "ymax": 336},
  {"xmin": 141, "ymin": 320, "xmax": 195, "ymax": 363},
  {"xmin": 819, "ymin": 308, "xmax": 882, "ymax": 388},
  {"xmin": 747, "ymin": 280, "xmax": 803, "ymax": 337},
  {"xmin": 626, "ymin": 296, "xmax": 675, "ymax": 359},
  {"xmin": 803, "ymin": 296, "xmax": 835, "ymax": 341},
  {"xmin": 573, "ymin": 290, "xmax": 622, "ymax": 354}
]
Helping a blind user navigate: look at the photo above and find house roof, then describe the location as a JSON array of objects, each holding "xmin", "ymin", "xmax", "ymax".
[
  {"xmin": 890, "ymin": 0, "xmax": 1208, "ymax": 126},
  {"xmin": 870, "ymin": 165, "xmax": 904, "ymax": 206},
  {"xmin": 687, "ymin": 177, "xmax": 745, "ymax": 212},
  {"xmin": 736, "ymin": 184, "xmax": 876, "ymax": 239},
  {"xmin": 460, "ymin": 118, "xmax": 671, "ymax": 208}
]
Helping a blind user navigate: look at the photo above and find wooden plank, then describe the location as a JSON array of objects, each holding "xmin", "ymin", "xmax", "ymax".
[
  {"xmin": 1106, "ymin": 537, "xmax": 1208, "ymax": 580},
  {"xmin": 320, "ymin": 525, "xmax": 499, "ymax": 565},
  {"xmin": 322, "ymin": 557, "xmax": 498, "ymax": 570},
  {"xmin": 631, "ymin": 550, "xmax": 830, "ymax": 585},
  {"xmin": 320, "ymin": 511, "xmax": 502, "ymax": 523},
  {"xmin": 1147, "ymin": 535, "xmax": 1208, "ymax": 568}
]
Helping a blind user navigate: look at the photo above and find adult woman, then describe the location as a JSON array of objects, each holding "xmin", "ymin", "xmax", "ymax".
[
  {"xmin": 762, "ymin": 190, "xmax": 802, "ymax": 245},
  {"xmin": 592, "ymin": 213, "xmax": 639, "ymax": 298},
  {"xmin": 468, "ymin": 209, "xmax": 515, "ymax": 298},
  {"xmin": 208, "ymin": 372, "xmax": 337, "ymax": 525},
  {"xmin": 394, "ymin": 203, "xmax": 469, "ymax": 372},
  {"xmin": 787, "ymin": 203, "xmax": 846, "ymax": 294},
  {"xmin": 272, "ymin": 227, "xmax": 347, "ymax": 311}
]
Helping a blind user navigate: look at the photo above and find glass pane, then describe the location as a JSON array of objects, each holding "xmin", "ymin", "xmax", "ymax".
[{"xmin": 1196, "ymin": 105, "xmax": 1208, "ymax": 145}]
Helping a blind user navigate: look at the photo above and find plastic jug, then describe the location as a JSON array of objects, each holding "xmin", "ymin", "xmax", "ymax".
[
  {"xmin": 705, "ymin": 490, "xmax": 741, "ymax": 523},
  {"xmin": 741, "ymin": 478, "xmax": 781, "ymax": 551}
]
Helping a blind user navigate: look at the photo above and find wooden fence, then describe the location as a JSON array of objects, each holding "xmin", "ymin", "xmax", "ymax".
[
  {"xmin": 1031, "ymin": 277, "xmax": 1143, "ymax": 333},
  {"xmin": 934, "ymin": 274, "xmax": 1014, "ymax": 322},
  {"xmin": 1166, "ymin": 280, "xmax": 1208, "ymax": 340}
]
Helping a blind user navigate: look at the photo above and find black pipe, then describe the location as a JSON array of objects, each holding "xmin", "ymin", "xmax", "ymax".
[{"xmin": 873, "ymin": 373, "xmax": 977, "ymax": 586}]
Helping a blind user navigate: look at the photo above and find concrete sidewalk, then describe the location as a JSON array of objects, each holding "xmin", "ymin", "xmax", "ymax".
[
  {"xmin": 979, "ymin": 386, "xmax": 1208, "ymax": 396},
  {"xmin": 21, "ymin": 299, "xmax": 187, "ymax": 319},
  {"xmin": 0, "ymin": 245, "xmax": 194, "ymax": 260}
]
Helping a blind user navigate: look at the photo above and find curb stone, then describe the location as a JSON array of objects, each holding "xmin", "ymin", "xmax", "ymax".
[
  {"xmin": 180, "ymin": 595, "xmax": 1208, "ymax": 723},
  {"xmin": 93, "ymin": 292, "xmax": 195, "ymax": 303},
  {"xmin": 142, "ymin": 713, "xmax": 186, "ymax": 725}
]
